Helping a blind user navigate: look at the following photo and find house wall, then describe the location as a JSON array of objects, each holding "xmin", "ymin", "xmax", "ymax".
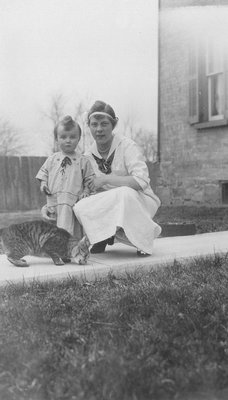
[{"xmin": 158, "ymin": 0, "xmax": 228, "ymax": 205}]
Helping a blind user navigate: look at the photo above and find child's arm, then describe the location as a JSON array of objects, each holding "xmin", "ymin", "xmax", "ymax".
[
  {"xmin": 36, "ymin": 159, "xmax": 52, "ymax": 195},
  {"xmin": 40, "ymin": 181, "xmax": 51, "ymax": 196},
  {"xmin": 36, "ymin": 157, "xmax": 56, "ymax": 221},
  {"xmin": 41, "ymin": 204, "xmax": 56, "ymax": 222}
]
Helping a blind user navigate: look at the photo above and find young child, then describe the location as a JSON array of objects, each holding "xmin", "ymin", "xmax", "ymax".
[{"xmin": 36, "ymin": 116, "xmax": 95, "ymax": 241}]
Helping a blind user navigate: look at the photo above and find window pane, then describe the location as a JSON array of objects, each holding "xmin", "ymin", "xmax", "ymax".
[
  {"xmin": 222, "ymin": 183, "xmax": 228, "ymax": 204},
  {"xmin": 207, "ymin": 41, "xmax": 223, "ymax": 74},
  {"xmin": 189, "ymin": 79, "xmax": 197, "ymax": 117},
  {"xmin": 188, "ymin": 39, "xmax": 199, "ymax": 124},
  {"xmin": 189, "ymin": 45, "xmax": 197, "ymax": 75},
  {"xmin": 209, "ymin": 73, "xmax": 224, "ymax": 117}
]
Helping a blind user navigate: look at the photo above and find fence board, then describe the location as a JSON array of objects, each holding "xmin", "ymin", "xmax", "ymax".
[
  {"xmin": 5, "ymin": 157, "xmax": 21, "ymax": 211},
  {"xmin": 28, "ymin": 157, "xmax": 46, "ymax": 209},
  {"xmin": 0, "ymin": 156, "xmax": 46, "ymax": 211},
  {"xmin": 18, "ymin": 157, "xmax": 30, "ymax": 210},
  {"xmin": 0, "ymin": 157, "xmax": 7, "ymax": 210}
]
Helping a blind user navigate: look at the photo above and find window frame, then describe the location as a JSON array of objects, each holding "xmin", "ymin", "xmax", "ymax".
[
  {"xmin": 188, "ymin": 37, "xmax": 199, "ymax": 124},
  {"xmin": 221, "ymin": 181, "xmax": 228, "ymax": 205},
  {"xmin": 189, "ymin": 36, "xmax": 228, "ymax": 129},
  {"xmin": 206, "ymin": 39, "xmax": 225, "ymax": 121}
]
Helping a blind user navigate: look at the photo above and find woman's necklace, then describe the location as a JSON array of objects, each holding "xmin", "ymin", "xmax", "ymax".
[
  {"xmin": 97, "ymin": 145, "xmax": 111, "ymax": 156},
  {"xmin": 97, "ymin": 137, "xmax": 113, "ymax": 158}
]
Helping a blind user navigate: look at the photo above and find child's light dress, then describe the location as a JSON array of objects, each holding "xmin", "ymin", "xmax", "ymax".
[{"xmin": 36, "ymin": 151, "xmax": 94, "ymax": 238}]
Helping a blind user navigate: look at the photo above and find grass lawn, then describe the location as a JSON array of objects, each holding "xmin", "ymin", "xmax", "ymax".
[
  {"xmin": 1, "ymin": 256, "xmax": 228, "ymax": 399},
  {"xmin": 1, "ymin": 206, "xmax": 228, "ymax": 399}
]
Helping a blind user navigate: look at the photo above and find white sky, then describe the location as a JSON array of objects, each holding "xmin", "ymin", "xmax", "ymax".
[{"xmin": 0, "ymin": 0, "xmax": 158, "ymax": 155}]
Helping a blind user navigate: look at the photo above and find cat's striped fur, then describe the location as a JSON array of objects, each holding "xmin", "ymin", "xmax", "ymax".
[{"xmin": 0, "ymin": 220, "xmax": 90, "ymax": 267}]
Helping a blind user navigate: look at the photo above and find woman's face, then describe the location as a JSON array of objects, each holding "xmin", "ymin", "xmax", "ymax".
[{"xmin": 89, "ymin": 116, "xmax": 113, "ymax": 147}]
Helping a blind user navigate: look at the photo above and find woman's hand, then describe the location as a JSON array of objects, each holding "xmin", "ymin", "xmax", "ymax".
[
  {"xmin": 87, "ymin": 176, "xmax": 95, "ymax": 192},
  {"xmin": 87, "ymin": 176, "xmax": 106, "ymax": 191},
  {"xmin": 78, "ymin": 191, "xmax": 90, "ymax": 201},
  {"xmin": 93, "ymin": 177, "xmax": 107, "ymax": 190}
]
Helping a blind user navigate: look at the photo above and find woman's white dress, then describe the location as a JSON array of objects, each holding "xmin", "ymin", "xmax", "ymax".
[{"xmin": 73, "ymin": 134, "xmax": 161, "ymax": 254}]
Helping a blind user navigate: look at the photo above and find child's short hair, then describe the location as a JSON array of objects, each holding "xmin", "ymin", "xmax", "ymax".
[{"xmin": 54, "ymin": 116, "xmax": 82, "ymax": 140}]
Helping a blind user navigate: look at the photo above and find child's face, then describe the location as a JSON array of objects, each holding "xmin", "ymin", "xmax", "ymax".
[{"xmin": 57, "ymin": 126, "xmax": 81, "ymax": 154}]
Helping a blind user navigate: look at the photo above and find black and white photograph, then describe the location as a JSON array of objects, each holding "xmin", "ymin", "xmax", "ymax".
[{"xmin": 1, "ymin": 0, "xmax": 228, "ymax": 399}]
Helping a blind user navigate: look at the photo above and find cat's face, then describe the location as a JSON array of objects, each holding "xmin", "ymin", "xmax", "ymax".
[{"xmin": 70, "ymin": 236, "xmax": 90, "ymax": 265}]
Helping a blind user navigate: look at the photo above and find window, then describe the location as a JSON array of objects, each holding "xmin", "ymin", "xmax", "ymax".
[
  {"xmin": 189, "ymin": 37, "xmax": 226, "ymax": 127},
  {"xmin": 206, "ymin": 40, "xmax": 224, "ymax": 121},
  {"xmin": 189, "ymin": 39, "xmax": 199, "ymax": 124},
  {"xmin": 221, "ymin": 182, "xmax": 228, "ymax": 204}
]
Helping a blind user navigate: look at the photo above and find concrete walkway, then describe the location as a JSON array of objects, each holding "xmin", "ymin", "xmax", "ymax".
[{"xmin": 1, "ymin": 230, "xmax": 228, "ymax": 286}]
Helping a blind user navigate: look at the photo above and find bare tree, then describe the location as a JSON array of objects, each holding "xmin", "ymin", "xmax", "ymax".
[
  {"xmin": 0, "ymin": 118, "xmax": 26, "ymax": 156},
  {"xmin": 122, "ymin": 113, "xmax": 136, "ymax": 138},
  {"xmin": 123, "ymin": 113, "xmax": 158, "ymax": 161},
  {"xmin": 131, "ymin": 128, "xmax": 158, "ymax": 162},
  {"xmin": 42, "ymin": 92, "xmax": 66, "ymax": 152},
  {"xmin": 43, "ymin": 92, "xmax": 66, "ymax": 126},
  {"xmin": 73, "ymin": 97, "xmax": 93, "ymax": 153}
]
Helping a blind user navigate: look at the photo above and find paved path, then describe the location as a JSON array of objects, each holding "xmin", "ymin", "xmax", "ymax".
[{"xmin": 1, "ymin": 231, "xmax": 228, "ymax": 286}]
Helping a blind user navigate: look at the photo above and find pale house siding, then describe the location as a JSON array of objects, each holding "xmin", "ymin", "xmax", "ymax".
[{"xmin": 158, "ymin": 0, "xmax": 228, "ymax": 205}]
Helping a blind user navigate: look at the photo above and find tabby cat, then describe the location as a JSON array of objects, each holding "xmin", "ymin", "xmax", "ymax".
[{"xmin": 0, "ymin": 220, "xmax": 90, "ymax": 267}]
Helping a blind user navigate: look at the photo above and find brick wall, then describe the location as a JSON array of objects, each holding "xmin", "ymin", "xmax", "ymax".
[{"xmin": 158, "ymin": 2, "xmax": 228, "ymax": 205}]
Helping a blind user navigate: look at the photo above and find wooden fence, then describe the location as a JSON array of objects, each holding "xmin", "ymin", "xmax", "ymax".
[
  {"xmin": 0, "ymin": 157, "xmax": 160, "ymax": 212},
  {"xmin": 0, "ymin": 156, "xmax": 46, "ymax": 211}
]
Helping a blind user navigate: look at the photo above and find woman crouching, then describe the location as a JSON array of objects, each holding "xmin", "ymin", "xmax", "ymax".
[{"xmin": 73, "ymin": 100, "xmax": 161, "ymax": 256}]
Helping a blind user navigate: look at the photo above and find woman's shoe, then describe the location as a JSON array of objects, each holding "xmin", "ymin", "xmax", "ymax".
[
  {"xmin": 107, "ymin": 236, "xmax": 115, "ymax": 245},
  {"xmin": 136, "ymin": 250, "xmax": 149, "ymax": 257},
  {"xmin": 90, "ymin": 240, "xmax": 107, "ymax": 253},
  {"xmin": 90, "ymin": 236, "xmax": 115, "ymax": 254}
]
